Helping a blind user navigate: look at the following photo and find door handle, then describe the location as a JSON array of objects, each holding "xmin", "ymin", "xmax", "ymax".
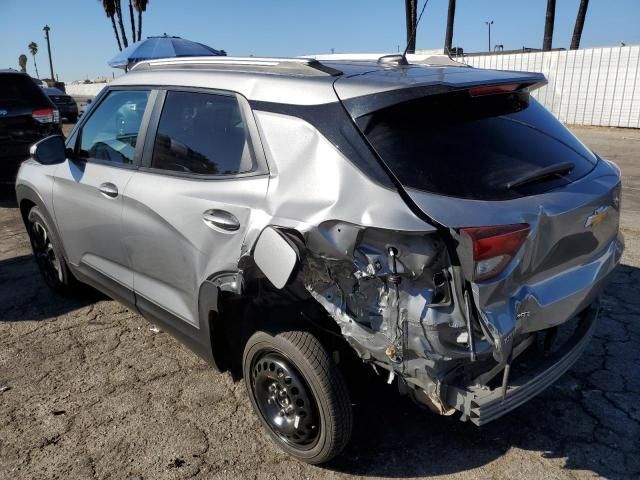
[
  {"xmin": 98, "ymin": 182, "xmax": 119, "ymax": 198},
  {"xmin": 202, "ymin": 209, "xmax": 240, "ymax": 231}
]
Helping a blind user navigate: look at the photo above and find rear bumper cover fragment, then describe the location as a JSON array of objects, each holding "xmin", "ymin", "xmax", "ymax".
[{"xmin": 446, "ymin": 301, "xmax": 599, "ymax": 426}]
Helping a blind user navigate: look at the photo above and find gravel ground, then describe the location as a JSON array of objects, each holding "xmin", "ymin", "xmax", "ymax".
[{"xmin": 1, "ymin": 126, "xmax": 639, "ymax": 480}]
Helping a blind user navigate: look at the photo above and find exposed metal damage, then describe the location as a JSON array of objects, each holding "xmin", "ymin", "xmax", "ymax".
[{"xmin": 300, "ymin": 221, "xmax": 474, "ymax": 413}]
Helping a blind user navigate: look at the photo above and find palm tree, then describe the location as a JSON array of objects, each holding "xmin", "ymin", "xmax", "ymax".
[
  {"xmin": 100, "ymin": 0, "xmax": 123, "ymax": 51},
  {"xmin": 114, "ymin": 0, "xmax": 129, "ymax": 48},
  {"xmin": 543, "ymin": 0, "xmax": 556, "ymax": 51},
  {"xmin": 128, "ymin": 0, "xmax": 136, "ymax": 43},
  {"xmin": 133, "ymin": 0, "xmax": 148, "ymax": 41},
  {"xmin": 405, "ymin": 0, "xmax": 417, "ymax": 54},
  {"xmin": 28, "ymin": 42, "xmax": 39, "ymax": 78},
  {"xmin": 570, "ymin": 0, "xmax": 589, "ymax": 50},
  {"xmin": 18, "ymin": 54, "xmax": 27, "ymax": 73},
  {"xmin": 444, "ymin": 0, "xmax": 456, "ymax": 53}
]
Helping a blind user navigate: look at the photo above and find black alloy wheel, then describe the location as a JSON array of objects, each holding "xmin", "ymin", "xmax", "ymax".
[{"xmin": 27, "ymin": 206, "xmax": 74, "ymax": 293}]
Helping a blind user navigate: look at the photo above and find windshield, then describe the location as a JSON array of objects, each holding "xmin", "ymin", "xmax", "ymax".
[{"xmin": 356, "ymin": 91, "xmax": 597, "ymax": 200}]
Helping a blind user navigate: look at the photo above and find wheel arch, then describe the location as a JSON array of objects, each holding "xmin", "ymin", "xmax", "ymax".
[{"xmin": 16, "ymin": 184, "xmax": 70, "ymax": 263}]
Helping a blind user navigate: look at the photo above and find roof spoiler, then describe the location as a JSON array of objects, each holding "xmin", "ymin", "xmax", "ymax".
[{"xmin": 341, "ymin": 73, "xmax": 547, "ymax": 118}]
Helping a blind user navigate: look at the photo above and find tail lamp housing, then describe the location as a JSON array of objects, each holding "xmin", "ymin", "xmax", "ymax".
[
  {"xmin": 461, "ymin": 223, "xmax": 530, "ymax": 281},
  {"xmin": 32, "ymin": 107, "xmax": 60, "ymax": 124}
]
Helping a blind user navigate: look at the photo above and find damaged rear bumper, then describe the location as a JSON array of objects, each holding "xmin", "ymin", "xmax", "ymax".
[{"xmin": 445, "ymin": 301, "xmax": 599, "ymax": 426}]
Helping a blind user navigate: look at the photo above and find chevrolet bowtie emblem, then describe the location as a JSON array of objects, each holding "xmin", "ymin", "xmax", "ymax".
[{"xmin": 585, "ymin": 206, "xmax": 609, "ymax": 228}]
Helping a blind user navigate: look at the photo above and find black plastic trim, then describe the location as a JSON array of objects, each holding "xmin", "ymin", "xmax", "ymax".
[
  {"xmin": 446, "ymin": 301, "xmax": 599, "ymax": 426},
  {"xmin": 70, "ymin": 262, "xmax": 137, "ymax": 311},
  {"xmin": 136, "ymin": 291, "xmax": 218, "ymax": 368}
]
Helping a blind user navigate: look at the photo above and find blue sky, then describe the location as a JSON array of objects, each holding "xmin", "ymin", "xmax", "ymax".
[{"xmin": 1, "ymin": 0, "xmax": 638, "ymax": 81}]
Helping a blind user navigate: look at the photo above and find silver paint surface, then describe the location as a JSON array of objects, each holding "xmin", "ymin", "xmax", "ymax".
[{"xmin": 15, "ymin": 59, "xmax": 623, "ymax": 417}]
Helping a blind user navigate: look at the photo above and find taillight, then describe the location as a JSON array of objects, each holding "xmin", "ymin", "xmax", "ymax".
[
  {"xmin": 461, "ymin": 223, "xmax": 530, "ymax": 281},
  {"xmin": 469, "ymin": 84, "xmax": 521, "ymax": 97},
  {"xmin": 32, "ymin": 107, "xmax": 59, "ymax": 124}
]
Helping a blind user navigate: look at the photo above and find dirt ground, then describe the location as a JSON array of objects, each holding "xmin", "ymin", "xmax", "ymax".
[{"xmin": 1, "ymin": 126, "xmax": 639, "ymax": 480}]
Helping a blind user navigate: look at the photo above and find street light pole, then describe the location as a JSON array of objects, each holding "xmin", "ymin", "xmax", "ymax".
[
  {"xmin": 43, "ymin": 25, "xmax": 55, "ymax": 81},
  {"xmin": 485, "ymin": 20, "xmax": 494, "ymax": 52}
]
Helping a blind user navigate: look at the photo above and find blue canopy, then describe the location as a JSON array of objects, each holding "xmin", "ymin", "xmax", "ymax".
[{"xmin": 108, "ymin": 35, "xmax": 223, "ymax": 69}]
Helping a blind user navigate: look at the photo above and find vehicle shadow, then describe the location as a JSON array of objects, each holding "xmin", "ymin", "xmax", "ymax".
[
  {"xmin": 0, "ymin": 189, "xmax": 19, "ymax": 206},
  {"xmin": 0, "ymin": 254, "xmax": 101, "ymax": 321},
  {"xmin": 330, "ymin": 264, "xmax": 640, "ymax": 479}
]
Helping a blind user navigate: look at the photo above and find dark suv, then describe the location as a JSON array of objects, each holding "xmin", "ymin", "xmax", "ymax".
[
  {"xmin": 43, "ymin": 87, "xmax": 79, "ymax": 123},
  {"xmin": 0, "ymin": 70, "xmax": 61, "ymax": 186}
]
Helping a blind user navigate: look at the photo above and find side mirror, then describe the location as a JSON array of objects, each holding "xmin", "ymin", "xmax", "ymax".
[{"xmin": 29, "ymin": 135, "xmax": 67, "ymax": 165}]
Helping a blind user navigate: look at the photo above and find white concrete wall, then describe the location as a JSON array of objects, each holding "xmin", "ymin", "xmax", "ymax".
[
  {"xmin": 463, "ymin": 45, "xmax": 640, "ymax": 128},
  {"xmin": 65, "ymin": 83, "xmax": 108, "ymax": 98}
]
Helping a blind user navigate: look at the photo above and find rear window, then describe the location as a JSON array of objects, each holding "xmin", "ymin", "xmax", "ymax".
[
  {"xmin": 356, "ymin": 91, "xmax": 597, "ymax": 200},
  {"xmin": 0, "ymin": 74, "xmax": 48, "ymax": 107},
  {"xmin": 44, "ymin": 87, "xmax": 65, "ymax": 95}
]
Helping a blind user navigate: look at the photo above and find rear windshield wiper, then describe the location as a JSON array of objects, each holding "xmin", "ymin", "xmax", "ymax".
[{"xmin": 506, "ymin": 161, "xmax": 575, "ymax": 190}]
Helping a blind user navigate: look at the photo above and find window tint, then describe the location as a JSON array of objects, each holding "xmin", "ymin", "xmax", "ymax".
[
  {"xmin": 357, "ymin": 93, "xmax": 597, "ymax": 200},
  {"xmin": 79, "ymin": 90, "xmax": 149, "ymax": 165},
  {"xmin": 151, "ymin": 91, "xmax": 253, "ymax": 176}
]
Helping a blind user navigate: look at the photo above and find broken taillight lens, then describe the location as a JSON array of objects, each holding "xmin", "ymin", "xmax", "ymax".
[{"xmin": 461, "ymin": 223, "xmax": 530, "ymax": 281}]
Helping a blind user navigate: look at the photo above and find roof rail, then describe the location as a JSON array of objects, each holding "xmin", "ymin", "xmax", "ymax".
[
  {"xmin": 305, "ymin": 53, "xmax": 469, "ymax": 68},
  {"xmin": 130, "ymin": 56, "xmax": 343, "ymax": 76}
]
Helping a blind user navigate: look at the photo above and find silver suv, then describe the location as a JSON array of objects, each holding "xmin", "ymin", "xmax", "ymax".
[{"xmin": 16, "ymin": 55, "xmax": 623, "ymax": 464}]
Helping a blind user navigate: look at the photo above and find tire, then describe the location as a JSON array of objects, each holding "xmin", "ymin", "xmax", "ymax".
[
  {"xmin": 67, "ymin": 114, "xmax": 78, "ymax": 123},
  {"xmin": 243, "ymin": 328, "xmax": 353, "ymax": 464},
  {"xmin": 26, "ymin": 206, "xmax": 76, "ymax": 294}
]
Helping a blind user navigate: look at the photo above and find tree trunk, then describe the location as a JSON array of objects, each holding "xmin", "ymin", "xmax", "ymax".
[
  {"xmin": 32, "ymin": 54, "xmax": 39, "ymax": 78},
  {"xmin": 570, "ymin": 0, "xmax": 589, "ymax": 50},
  {"xmin": 405, "ymin": 0, "xmax": 417, "ymax": 54},
  {"xmin": 444, "ymin": 0, "xmax": 456, "ymax": 53},
  {"xmin": 543, "ymin": 0, "xmax": 556, "ymax": 51},
  {"xmin": 115, "ymin": 1, "xmax": 129, "ymax": 48},
  {"xmin": 128, "ymin": 0, "xmax": 136, "ymax": 43},
  {"xmin": 111, "ymin": 14, "xmax": 123, "ymax": 51},
  {"xmin": 137, "ymin": 10, "xmax": 142, "ymax": 41}
]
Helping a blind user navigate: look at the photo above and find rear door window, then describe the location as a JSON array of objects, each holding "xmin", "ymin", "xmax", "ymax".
[
  {"xmin": 357, "ymin": 92, "xmax": 597, "ymax": 200},
  {"xmin": 150, "ymin": 91, "xmax": 254, "ymax": 176}
]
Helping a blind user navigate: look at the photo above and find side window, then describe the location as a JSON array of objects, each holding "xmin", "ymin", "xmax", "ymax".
[
  {"xmin": 79, "ymin": 90, "xmax": 150, "ymax": 165},
  {"xmin": 151, "ymin": 91, "xmax": 254, "ymax": 176}
]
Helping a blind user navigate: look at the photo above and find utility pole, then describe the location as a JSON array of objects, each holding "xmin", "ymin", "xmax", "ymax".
[
  {"xmin": 485, "ymin": 20, "xmax": 494, "ymax": 52},
  {"xmin": 43, "ymin": 25, "xmax": 55, "ymax": 81}
]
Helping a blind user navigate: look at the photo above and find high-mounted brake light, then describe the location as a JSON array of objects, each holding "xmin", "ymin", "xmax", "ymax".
[
  {"xmin": 32, "ymin": 107, "xmax": 59, "ymax": 124},
  {"xmin": 469, "ymin": 84, "xmax": 521, "ymax": 97},
  {"xmin": 461, "ymin": 223, "xmax": 530, "ymax": 281}
]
